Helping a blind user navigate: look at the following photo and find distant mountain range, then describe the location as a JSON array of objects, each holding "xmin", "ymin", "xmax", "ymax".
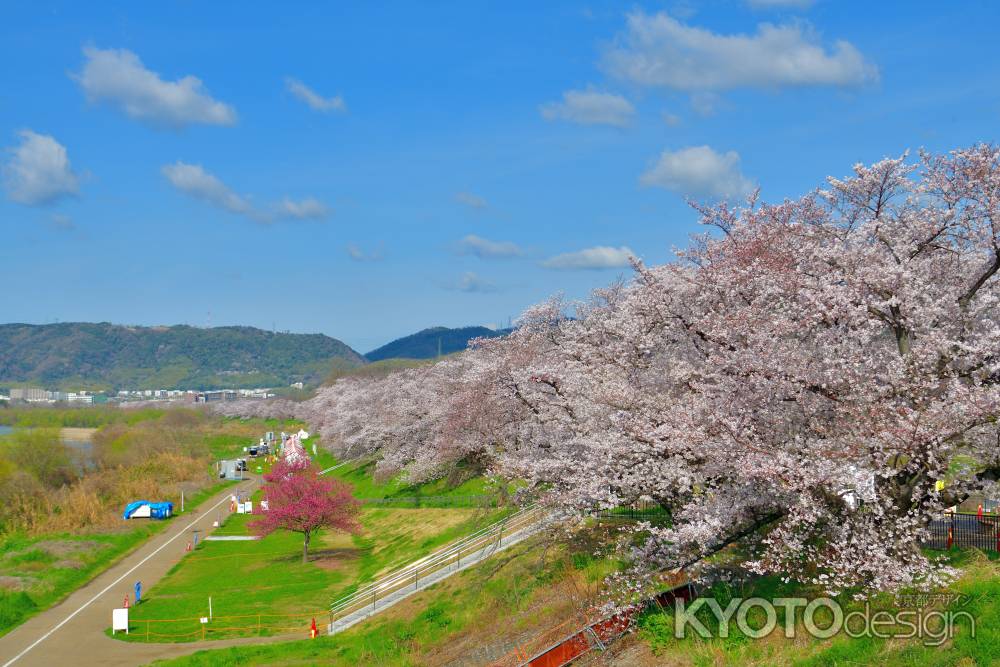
[
  {"xmin": 0, "ymin": 323, "xmax": 365, "ymax": 391},
  {"xmin": 365, "ymin": 326, "xmax": 508, "ymax": 362}
]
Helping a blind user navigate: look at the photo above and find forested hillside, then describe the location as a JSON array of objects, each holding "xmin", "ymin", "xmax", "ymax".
[
  {"xmin": 365, "ymin": 326, "xmax": 507, "ymax": 361},
  {"xmin": 0, "ymin": 323, "xmax": 365, "ymax": 390}
]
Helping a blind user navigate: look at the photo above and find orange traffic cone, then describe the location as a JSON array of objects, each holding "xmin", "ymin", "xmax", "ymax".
[{"xmin": 123, "ymin": 594, "xmax": 130, "ymax": 608}]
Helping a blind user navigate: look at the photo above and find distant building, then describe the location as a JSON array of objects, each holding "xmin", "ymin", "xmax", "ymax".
[{"xmin": 10, "ymin": 387, "xmax": 49, "ymax": 402}]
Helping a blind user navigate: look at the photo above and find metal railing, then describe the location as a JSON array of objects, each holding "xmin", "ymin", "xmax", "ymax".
[
  {"xmin": 590, "ymin": 500, "xmax": 668, "ymax": 521},
  {"xmin": 328, "ymin": 505, "xmax": 546, "ymax": 630},
  {"xmin": 924, "ymin": 511, "xmax": 999, "ymax": 552}
]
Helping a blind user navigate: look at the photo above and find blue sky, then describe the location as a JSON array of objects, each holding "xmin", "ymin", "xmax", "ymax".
[{"xmin": 2, "ymin": 1, "xmax": 998, "ymax": 353}]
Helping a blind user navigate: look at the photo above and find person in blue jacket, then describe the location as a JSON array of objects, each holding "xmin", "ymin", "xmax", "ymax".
[{"xmin": 134, "ymin": 580, "xmax": 142, "ymax": 605}]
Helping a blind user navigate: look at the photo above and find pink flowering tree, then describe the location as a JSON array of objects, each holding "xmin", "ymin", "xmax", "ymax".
[
  {"xmin": 250, "ymin": 458, "xmax": 361, "ymax": 563},
  {"xmin": 238, "ymin": 144, "xmax": 1000, "ymax": 597}
]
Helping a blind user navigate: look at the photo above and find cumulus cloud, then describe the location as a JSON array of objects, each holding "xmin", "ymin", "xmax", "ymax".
[
  {"xmin": 346, "ymin": 243, "xmax": 384, "ymax": 262},
  {"xmin": 455, "ymin": 191, "xmax": 487, "ymax": 209},
  {"xmin": 162, "ymin": 162, "xmax": 252, "ymax": 215},
  {"xmin": 540, "ymin": 88, "xmax": 635, "ymax": 127},
  {"xmin": 541, "ymin": 246, "xmax": 636, "ymax": 271},
  {"xmin": 285, "ymin": 78, "xmax": 346, "ymax": 113},
  {"xmin": 2, "ymin": 130, "xmax": 80, "ymax": 205},
  {"xmin": 604, "ymin": 12, "xmax": 877, "ymax": 91},
  {"xmin": 455, "ymin": 234, "xmax": 523, "ymax": 259},
  {"xmin": 161, "ymin": 161, "xmax": 328, "ymax": 223},
  {"xmin": 641, "ymin": 145, "xmax": 754, "ymax": 199},
  {"xmin": 75, "ymin": 46, "xmax": 236, "ymax": 128},
  {"xmin": 450, "ymin": 272, "xmax": 497, "ymax": 293}
]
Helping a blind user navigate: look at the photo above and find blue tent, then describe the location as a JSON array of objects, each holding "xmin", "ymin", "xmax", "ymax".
[{"xmin": 123, "ymin": 501, "xmax": 174, "ymax": 520}]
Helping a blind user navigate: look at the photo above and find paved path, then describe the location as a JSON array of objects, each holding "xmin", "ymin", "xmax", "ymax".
[
  {"xmin": 0, "ymin": 477, "xmax": 298, "ymax": 667},
  {"xmin": 329, "ymin": 518, "xmax": 548, "ymax": 635}
]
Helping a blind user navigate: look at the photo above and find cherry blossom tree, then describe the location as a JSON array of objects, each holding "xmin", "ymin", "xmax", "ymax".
[
  {"xmin": 249, "ymin": 458, "xmax": 361, "ymax": 563},
  {"xmin": 487, "ymin": 145, "xmax": 1000, "ymax": 595},
  {"xmin": 233, "ymin": 145, "xmax": 1000, "ymax": 596}
]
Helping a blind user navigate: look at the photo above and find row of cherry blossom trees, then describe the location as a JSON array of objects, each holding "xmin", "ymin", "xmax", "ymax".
[{"xmin": 223, "ymin": 145, "xmax": 1000, "ymax": 595}]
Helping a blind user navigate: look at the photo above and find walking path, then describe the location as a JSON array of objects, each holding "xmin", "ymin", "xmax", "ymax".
[
  {"xmin": 328, "ymin": 517, "xmax": 548, "ymax": 635},
  {"xmin": 0, "ymin": 478, "xmax": 290, "ymax": 667},
  {"xmin": 0, "ymin": 463, "xmax": 551, "ymax": 667}
]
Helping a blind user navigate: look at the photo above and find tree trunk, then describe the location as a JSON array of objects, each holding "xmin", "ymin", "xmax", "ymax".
[{"xmin": 303, "ymin": 530, "xmax": 310, "ymax": 564}]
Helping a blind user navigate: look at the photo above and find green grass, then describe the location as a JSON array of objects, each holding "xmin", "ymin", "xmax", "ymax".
[
  {"xmin": 149, "ymin": 529, "xmax": 616, "ymax": 666},
  {"xmin": 113, "ymin": 500, "xmax": 510, "ymax": 642},
  {"xmin": 0, "ymin": 525, "xmax": 165, "ymax": 636},
  {"xmin": 325, "ymin": 459, "xmax": 493, "ymax": 501},
  {"xmin": 0, "ymin": 406, "xmax": 166, "ymax": 428},
  {"xmin": 635, "ymin": 549, "xmax": 1000, "ymax": 666},
  {"xmin": 0, "ymin": 477, "xmax": 234, "ymax": 638}
]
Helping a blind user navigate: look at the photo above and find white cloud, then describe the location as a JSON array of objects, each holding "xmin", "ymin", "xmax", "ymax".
[
  {"xmin": 662, "ymin": 111, "xmax": 682, "ymax": 126},
  {"xmin": 452, "ymin": 272, "xmax": 496, "ymax": 293},
  {"xmin": 278, "ymin": 197, "xmax": 330, "ymax": 220},
  {"xmin": 541, "ymin": 246, "xmax": 636, "ymax": 271},
  {"xmin": 75, "ymin": 46, "xmax": 236, "ymax": 128},
  {"xmin": 640, "ymin": 145, "xmax": 754, "ymax": 199},
  {"xmin": 455, "ymin": 234, "xmax": 523, "ymax": 259},
  {"xmin": 690, "ymin": 91, "xmax": 721, "ymax": 116},
  {"xmin": 2, "ymin": 130, "xmax": 80, "ymax": 205},
  {"xmin": 604, "ymin": 12, "xmax": 877, "ymax": 91},
  {"xmin": 347, "ymin": 243, "xmax": 384, "ymax": 262},
  {"xmin": 455, "ymin": 191, "xmax": 487, "ymax": 209},
  {"xmin": 161, "ymin": 161, "xmax": 328, "ymax": 223},
  {"xmin": 161, "ymin": 162, "xmax": 252, "ymax": 216},
  {"xmin": 285, "ymin": 78, "xmax": 346, "ymax": 113},
  {"xmin": 540, "ymin": 88, "xmax": 635, "ymax": 127},
  {"xmin": 747, "ymin": 0, "xmax": 814, "ymax": 8}
]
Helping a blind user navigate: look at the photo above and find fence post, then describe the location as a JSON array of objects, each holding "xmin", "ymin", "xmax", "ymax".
[
  {"xmin": 947, "ymin": 514, "xmax": 954, "ymax": 549},
  {"xmin": 258, "ymin": 614, "xmax": 261, "ymax": 636}
]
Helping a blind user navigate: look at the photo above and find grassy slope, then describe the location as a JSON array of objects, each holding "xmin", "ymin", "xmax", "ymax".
[
  {"xmin": 148, "ymin": 544, "xmax": 1000, "ymax": 667},
  {"xmin": 613, "ymin": 549, "xmax": 999, "ymax": 667},
  {"xmin": 113, "ymin": 459, "xmax": 510, "ymax": 643},
  {"xmin": 150, "ymin": 529, "xmax": 619, "ymax": 666}
]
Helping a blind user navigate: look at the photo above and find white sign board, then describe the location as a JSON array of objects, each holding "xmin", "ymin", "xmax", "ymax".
[
  {"xmin": 245, "ymin": 501, "xmax": 253, "ymax": 514},
  {"xmin": 260, "ymin": 500, "xmax": 269, "ymax": 511},
  {"xmin": 237, "ymin": 502, "xmax": 246, "ymax": 514},
  {"xmin": 112, "ymin": 607, "xmax": 129, "ymax": 634},
  {"xmin": 200, "ymin": 617, "xmax": 209, "ymax": 624}
]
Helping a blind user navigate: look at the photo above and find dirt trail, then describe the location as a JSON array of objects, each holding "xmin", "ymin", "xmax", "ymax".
[{"xmin": 0, "ymin": 477, "xmax": 305, "ymax": 667}]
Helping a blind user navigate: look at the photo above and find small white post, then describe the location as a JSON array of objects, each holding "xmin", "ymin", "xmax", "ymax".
[{"xmin": 181, "ymin": 490, "xmax": 185, "ymax": 513}]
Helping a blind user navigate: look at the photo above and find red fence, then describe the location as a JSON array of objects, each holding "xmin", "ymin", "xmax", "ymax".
[{"xmin": 490, "ymin": 575, "xmax": 693, "ymax": 667}]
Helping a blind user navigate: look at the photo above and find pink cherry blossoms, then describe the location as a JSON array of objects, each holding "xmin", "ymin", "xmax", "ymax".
[{"xmin": 225, "ymin": 145, "xmax": 1000, "ymax": 595}]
